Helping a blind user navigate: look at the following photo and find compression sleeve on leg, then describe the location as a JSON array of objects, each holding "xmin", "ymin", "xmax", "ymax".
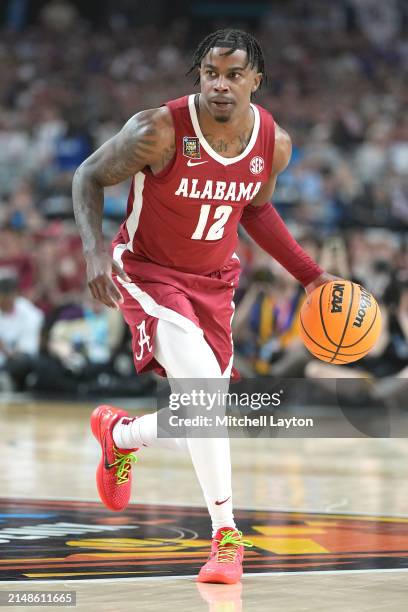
[{"xmin": 240, "ymin": 202, "xmax": 323, "ymax": 287}]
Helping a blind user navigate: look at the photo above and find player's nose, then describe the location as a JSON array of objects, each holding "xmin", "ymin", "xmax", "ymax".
[{"xmin": 214, "ymin": 75, "xmax": 229, "ymax": 91}]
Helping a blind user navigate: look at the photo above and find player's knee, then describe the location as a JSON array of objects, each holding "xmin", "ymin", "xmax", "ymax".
[
  {"xmin": 175, "ymin": 345, "xmax": 222, "ymax": 378},
  {"xmin": 156, "ymin": 320, "xmax": 223, "ymax": 378}
]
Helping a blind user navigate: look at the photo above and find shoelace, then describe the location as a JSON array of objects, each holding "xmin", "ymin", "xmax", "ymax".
[
  {"xmin": 216, "ymin": 529, "xmax": 253, "ymax": 563},
  {"xmin": 109, "ymin": 448, "xmax": 138, "ymax": 485}
]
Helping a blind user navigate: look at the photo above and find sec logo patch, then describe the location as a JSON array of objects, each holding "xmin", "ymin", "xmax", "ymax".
[{"xmin": 250, "ymin": 156, "xmax": 264, "ymax": 175}]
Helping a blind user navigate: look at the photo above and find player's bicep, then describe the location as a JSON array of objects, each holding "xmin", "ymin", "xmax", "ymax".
[
  {"xmin": 250, "ymin": 123, "xmax": 292, "ymax": 206},
  {"xmin": 271, "ymin": 123, "xmax": 292, "ymax": 176},
  {"xmin": 78, "ymin": 110, "xmax": 161, "ymax": 187}
]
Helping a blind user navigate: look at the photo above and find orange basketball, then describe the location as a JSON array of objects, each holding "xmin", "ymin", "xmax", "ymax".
[{"xmin": 299, "ymin": 280, "xmax": 382, "ymax": 364}]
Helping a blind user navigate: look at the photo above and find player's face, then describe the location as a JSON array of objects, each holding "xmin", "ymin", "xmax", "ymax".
[{"xmin": 199, "ymin": 48, "xmax": 262, "ymax": 123}]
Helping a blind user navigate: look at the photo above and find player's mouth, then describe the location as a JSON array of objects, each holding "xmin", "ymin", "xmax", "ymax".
[{"xmin": 211, "ymin": 98, "xmax": 234, "ymax": 109}]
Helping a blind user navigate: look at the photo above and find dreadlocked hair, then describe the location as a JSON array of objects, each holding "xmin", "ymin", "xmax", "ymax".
[{"xmin": 187, "ymin": 29, "xmax": 266, "ymax": 90}]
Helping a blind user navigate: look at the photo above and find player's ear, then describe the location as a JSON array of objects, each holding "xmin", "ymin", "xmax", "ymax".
[{"xmin": 251, "ymin": 73, "xmax": 263, "ymax": 93}]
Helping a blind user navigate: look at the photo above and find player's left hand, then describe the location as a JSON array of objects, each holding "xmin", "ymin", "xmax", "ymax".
[{"xmin": 305, "ymin": 272, "xmax": 341, "ymax": 295}]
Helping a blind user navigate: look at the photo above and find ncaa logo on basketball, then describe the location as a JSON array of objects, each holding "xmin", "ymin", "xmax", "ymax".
[
  {"xmin": 330, "ymin": 283, "xmax": 345, "ymax": 313},
  {"xmin": 249, "ymin": 156, "xmax": 264, "ymax": 175}
]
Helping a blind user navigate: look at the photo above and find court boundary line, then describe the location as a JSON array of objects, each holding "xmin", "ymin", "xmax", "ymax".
[
  {"xmin": 2, "ymin": 495, "xmax": 408, "ymax": 520},
  {"xmin": 2, "ymin": 567, "xmax": 408, "ymax": 586}
]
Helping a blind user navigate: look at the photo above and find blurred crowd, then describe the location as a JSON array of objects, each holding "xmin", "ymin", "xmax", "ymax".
[{"xmin": 0, "ymin": 0, "xmax": 407, "ymax": 396}]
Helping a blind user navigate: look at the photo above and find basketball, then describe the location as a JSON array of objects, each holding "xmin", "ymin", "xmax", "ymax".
[{"xmin": 299, "ymin": 280, "xmax": 382, "ymax": 364}]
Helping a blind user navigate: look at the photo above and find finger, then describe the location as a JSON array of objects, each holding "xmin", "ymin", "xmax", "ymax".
[
  {"xmin": 107, "ymin": 279, "xmax": 124, "ymax": 304},
  {"xmin": 112, "ymin": 261, "xmax": 131, "ymax": 283},
  {"xmin": 97, "ymin": 277, "xmax": 122, "ymax": 309},
  {"xmin": 89, "ymin": 282, "xmax": 103, "ymax": 303},
  {"xmin": 92, "ymin": 279, "xmax": 119, "ymax": 309},
  {"xmin": 100, "ymin": 291, "xmax": 119, "ymax": 309},
  {"xmin": 88, "ymin": 283, "xmax": 98, "ymax": 301},
  {"xmin": 101, "ymin": 286, "xmax": 120, "ymax": 309},
  {"xmin": 104, "ymin": 273, "xmax": 123, "ymax": 300}
]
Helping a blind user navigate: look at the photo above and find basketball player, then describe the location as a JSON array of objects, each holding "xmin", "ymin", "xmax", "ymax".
[{"xmin": 72, "ymin": 29, "xmax": 334, "ymax": 584}]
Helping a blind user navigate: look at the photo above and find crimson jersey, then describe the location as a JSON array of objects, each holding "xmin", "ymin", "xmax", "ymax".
[{"xmin": 114, "ymin": 94, "xmax": 275, "ymax": 276}]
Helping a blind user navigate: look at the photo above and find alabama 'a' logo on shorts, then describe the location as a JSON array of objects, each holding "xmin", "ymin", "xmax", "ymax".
[
  {"xmin": 135, "ymin": 320, "xmax": 152, "ymax": 360},
  {"xmin": 250, "ymin": 156, "xmax": 264, "ymax": 175}
]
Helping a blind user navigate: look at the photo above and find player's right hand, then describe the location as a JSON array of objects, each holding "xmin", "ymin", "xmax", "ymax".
[{"xmin": 85, "ymin": 251, "xmax": 131, "ymax": 309}]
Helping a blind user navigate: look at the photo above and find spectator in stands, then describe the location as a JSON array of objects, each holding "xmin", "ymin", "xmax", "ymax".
[
  {"xmin": 31, "ymin": 292, "xmax": 151, "ymax": 396},
  {"xmin": 0, "ymin": 272, "xmax": 43, "ymax": 390},
  {"xmin": 0, "ymin": 228, "xmax": 35, "ymax": 297},
  {"xmin": 233, "ymin": 270, "xmax": 308, "ymax": 377}
]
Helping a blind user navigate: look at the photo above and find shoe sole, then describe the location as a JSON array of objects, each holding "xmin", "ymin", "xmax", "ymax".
[
  {"xmin": 197, "ymin": 572, "xmax": 242, "ymax": 585},
  {"xmin": 90, "ymin": 405, "xmax": 129, "ymax": 512}
]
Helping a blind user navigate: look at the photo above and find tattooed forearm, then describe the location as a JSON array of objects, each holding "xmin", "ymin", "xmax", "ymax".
[{"xmin": 72, "ymin": 166, "xmax": 105, "ymax": 254}]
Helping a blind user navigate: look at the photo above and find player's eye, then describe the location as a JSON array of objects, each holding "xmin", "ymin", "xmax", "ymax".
[
  {"xmin": 229, "ymin": 72, "xmax": 241, "ymax": 79},
  {"xmin": 205, "ymin": 70, "xmax": 217, "ymax": 77}
]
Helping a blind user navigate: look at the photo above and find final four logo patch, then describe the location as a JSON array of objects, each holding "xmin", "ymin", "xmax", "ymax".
[{"xmin": 183, "ymin": 136, "xmax": 201, "ymax": 159}]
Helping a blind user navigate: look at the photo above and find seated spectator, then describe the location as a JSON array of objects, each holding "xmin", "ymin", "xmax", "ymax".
[
  {"xmin": 0, "ymin": 227, "xmax": 35, "ymax": 296},
  {"xmin": 32, "ymin": 293, "xmax": 152, "ymax": 396},
  {"xmin": 48, "ymin": 295, "xmax": 123, "ymax": 367},
  {"xmin": 233, "ymin": 269, "xmax": 308, "ymax": 376},
  {"xmin": 31, "ymin": 223, "xmax": 86, "ymax": 312},
  {"xmin": 0, "ymin": 272, "xmax": 43, "ymax": 391},
  {"xmin": 5, "ymin": 180, "xmax": 43, "ymax": 233}
]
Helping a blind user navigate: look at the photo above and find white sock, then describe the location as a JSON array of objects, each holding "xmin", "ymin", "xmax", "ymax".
[
  {"xmin": 113, "ymin": 413, "xmax": 187, "ymax": 451},
  {"xmin": 187, "ymin": 437, "xmax": 236, "ymax": 537}
]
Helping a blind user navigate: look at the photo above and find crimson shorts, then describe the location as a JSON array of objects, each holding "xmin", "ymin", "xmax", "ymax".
[{"xmin": 112, "ymin": 244, "xmax": 241, "ymax": 380}]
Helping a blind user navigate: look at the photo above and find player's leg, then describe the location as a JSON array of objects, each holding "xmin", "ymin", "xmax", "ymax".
[
  {"xmin": 115, "ymin": 318, "xmax": 236, "ymax": 534},
  {"xmin": 112, "ymin": 317, "xmax": 224, "ymax": 452},
  {"xmin": 152, "ymin": 319, "xmax": 252, "ymax": 585},
  {"xmin": 113, "ymin": 411, "xmax": 187, "ymax": 451},
  {"xmin": 153, "ymin": 318, "xmax": 236, "ymax": 536}
]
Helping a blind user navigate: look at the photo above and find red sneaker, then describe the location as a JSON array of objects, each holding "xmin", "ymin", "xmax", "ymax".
[
  {"xmin": 197, "ymin": 527, "xmax": 253, "ymax": 584},
  {"xmin": 90, "ymin": 405, "xmax": 138, "ymax": 512}
]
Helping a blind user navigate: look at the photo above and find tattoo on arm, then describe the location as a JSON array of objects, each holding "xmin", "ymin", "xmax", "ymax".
[
  {"xmin": 72, "ymin": 109, "xmax": 169, "ymax": 254},
  {"xmin": 90, "ymin": 112, "xmax": 160, "ymax": 186},
  {"xmin": 72, "ymin": 172, "xmax": 105, "ymax": 254},
  {"xmin": 160, "ymin": 144, "xmax": 176, "ymax": 170}
]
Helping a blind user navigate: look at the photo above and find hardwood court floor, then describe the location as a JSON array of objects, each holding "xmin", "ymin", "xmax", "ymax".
[{"xmin": 1, "ymin": 400, "xmax": 408, "ymax": 611}]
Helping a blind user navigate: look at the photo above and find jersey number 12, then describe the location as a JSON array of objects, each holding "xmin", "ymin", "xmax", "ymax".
[{"xmin": 191, "ymin": 205, "xmax": 233, "ymax": 241}]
